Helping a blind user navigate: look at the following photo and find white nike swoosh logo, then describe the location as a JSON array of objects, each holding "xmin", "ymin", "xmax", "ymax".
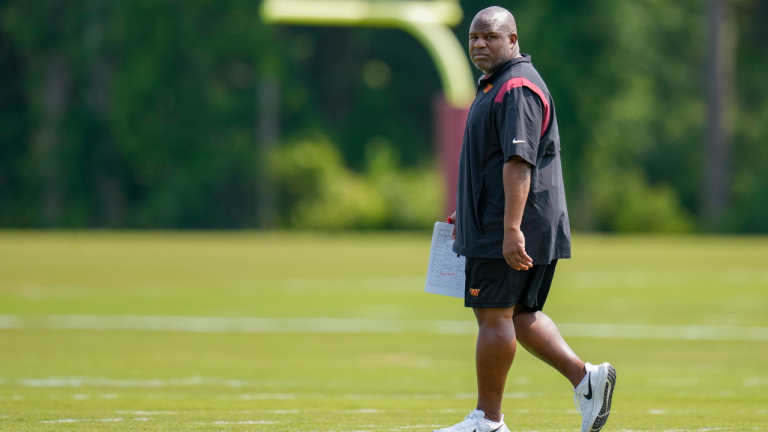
[{"xmin": 512, "ymin": 139, "xmax": 526, "ymax": 144}]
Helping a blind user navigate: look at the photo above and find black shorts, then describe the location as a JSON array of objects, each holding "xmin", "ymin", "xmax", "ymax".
[{"xmin": 464, "ymin": 258, "xmax": 558, "ymax": 309}]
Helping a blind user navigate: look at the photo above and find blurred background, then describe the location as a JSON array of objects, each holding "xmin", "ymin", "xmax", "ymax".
[
  {"xmin": 1, "ymin": 2, "xmax": 767, "ymax": 430},
  {"xmin": 1, "ymin": 0, "xmax": 767, "ymax": 233}
]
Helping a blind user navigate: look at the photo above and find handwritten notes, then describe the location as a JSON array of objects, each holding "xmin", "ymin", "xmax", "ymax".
[{"xmin": 425, "ymin": 222, "xmax": 466, "ymax": 298}]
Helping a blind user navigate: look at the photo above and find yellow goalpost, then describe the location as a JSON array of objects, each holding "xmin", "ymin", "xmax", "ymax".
[{"xmin": 259, "ymin": 0, "xmax": 475, "ymax": 108}]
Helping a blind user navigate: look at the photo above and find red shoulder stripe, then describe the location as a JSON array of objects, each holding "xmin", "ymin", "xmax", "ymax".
[{"xmin": 493, "ymin": 77, "xmax": 550, "ymax": 138}]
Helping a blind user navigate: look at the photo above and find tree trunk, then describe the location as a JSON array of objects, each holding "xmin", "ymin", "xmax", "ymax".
[
  {"xmin": 256, "ymin": 78, "xmax": 279, "ymax": 229},
  {"xmin": 85, "ymin": 0, "xmax": 124, "ymax": 227},
  {"xmin": 39, "ymin": 54, "xmax": 69, "ymax": 226},
  {"xmin": 703, "ymin": 0, "xmax": 736, "ymax": 226}
]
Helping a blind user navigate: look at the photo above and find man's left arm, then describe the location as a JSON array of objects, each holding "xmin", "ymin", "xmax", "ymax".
[
  {"xmin": 503, "ymin": 156, "xmax": 533, "ymax": 270},
  {"xmin": 496, "ymin": 86, "xmax": 544, "ymax": 270}
]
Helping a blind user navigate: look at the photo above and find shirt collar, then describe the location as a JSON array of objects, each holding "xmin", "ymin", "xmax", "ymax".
[{"xmin": 477, "ymin": 54, "xmax": 532, "ymax": 87}]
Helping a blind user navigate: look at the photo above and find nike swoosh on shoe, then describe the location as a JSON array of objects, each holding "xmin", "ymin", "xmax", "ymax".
[{"xmin": 584, "ymin": 372, "xmax": 593, "ymax": 400}]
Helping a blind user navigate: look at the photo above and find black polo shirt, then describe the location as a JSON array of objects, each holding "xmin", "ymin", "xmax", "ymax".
[{"xmin": 452, "ymin": 55, "xmax": 571, "ymax": 263}]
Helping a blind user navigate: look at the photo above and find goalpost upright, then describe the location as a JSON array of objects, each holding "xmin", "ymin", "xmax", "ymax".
[{"xmin": 260, "ymin": 0, "xmax": 475, "ymax": 214}]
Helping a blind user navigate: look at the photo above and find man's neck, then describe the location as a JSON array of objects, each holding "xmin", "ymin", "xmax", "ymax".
[
  {"xmin": 482, "ymin": 63, "xmax": 503, "ymax": 77},
  {"xmin": 482, "ymin": 53, "xmax": 521, "ymax": 77},
  {"xmin": 482, "ymin": 48, "xmax": 524, "ymax": 76}
]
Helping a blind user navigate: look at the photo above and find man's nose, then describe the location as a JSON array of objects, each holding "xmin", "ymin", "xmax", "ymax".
[{"xmin": 474, "ymin": 37, "xmax": 487, "ymax": 48}]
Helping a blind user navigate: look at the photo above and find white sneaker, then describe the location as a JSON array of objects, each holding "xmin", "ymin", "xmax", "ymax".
[
  {"xmin": 573, "ymin": 362, "xmax": 617, "ymax": 432},
  {"xmin": 433, "ymin": 409, "xmax": 510, "ymax": 432}
]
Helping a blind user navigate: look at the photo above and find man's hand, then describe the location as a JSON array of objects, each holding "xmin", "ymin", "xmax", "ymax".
[
  {"xmin": 502, "ymin": 156, "xmax": 532, "ymax": 270},
  {"xmin": 448, "ymin": 211, "xmax": 457, "ymax": 239},
  {"xmin": 503, "ymin": 227, "xmax": 533, "ymax": 270}
]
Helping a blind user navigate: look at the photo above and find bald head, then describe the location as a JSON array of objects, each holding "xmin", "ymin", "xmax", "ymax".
[
  {"xmin": 468, "ymin": 6, "xmax": 520, "ymax": 75},
  {"xmin": 473, "ymin": 6, "xmax": 517, "ymax": 37}
]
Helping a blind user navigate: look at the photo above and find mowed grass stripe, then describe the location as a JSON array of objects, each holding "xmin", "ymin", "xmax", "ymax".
[
  {"xmin": 1, "ymin": 234, "xmax": 766, "ymax": 431},
  {"xmin": 2, "ymin": 314, "xmax": 767, "ymax": 341}
]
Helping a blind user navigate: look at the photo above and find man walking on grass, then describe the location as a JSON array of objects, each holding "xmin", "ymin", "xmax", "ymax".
[{"xmin": 436, "ymin": 7, "xmax": 616, "ymax": 432}]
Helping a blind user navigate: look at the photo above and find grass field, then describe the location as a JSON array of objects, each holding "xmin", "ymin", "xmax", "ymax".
[{"xmin": 0, "ymin": 232, "xmax": 767, "ymax": 431}]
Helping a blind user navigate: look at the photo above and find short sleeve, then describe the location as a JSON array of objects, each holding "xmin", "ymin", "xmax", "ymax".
[{"xmin": 496, "ymin": 86, "xmax": 544, "ymax": 166}]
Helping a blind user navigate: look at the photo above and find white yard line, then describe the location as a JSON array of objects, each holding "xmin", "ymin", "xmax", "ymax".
[
  {"xmin": 0, "ymin": 315, "xmax": 21, "ymax": 329},
  {"xmin": 0, "ymin": 314, "xmax": 766, "ymax": 341},
  {"xmin": 17, "ymin": 377, "xmax": 251, "ymax": 388}
]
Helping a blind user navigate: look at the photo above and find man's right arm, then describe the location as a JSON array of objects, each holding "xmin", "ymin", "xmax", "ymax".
[{"xmin": 449, "ymin": 211, "xmax": 457, "ymax": 239}]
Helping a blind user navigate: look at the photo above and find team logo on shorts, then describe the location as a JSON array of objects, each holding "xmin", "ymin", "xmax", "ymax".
[{"xmin": 470, "ymin": 288, "xmax": 480, "ymax": 296}]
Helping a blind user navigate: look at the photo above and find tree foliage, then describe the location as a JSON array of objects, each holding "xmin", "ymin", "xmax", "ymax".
[{"xmin": 0, "ymin": 0, "xmax": 766, "ymax": 231}]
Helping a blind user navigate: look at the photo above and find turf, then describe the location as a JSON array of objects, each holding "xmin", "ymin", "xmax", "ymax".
[{"xmin": 0, "ymin": 232, "xmax": 766, "ymax": 431}]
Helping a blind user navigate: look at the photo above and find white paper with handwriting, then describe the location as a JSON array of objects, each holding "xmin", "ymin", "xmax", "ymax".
[{"xmin": 424, "ymin": 221, "xmax": 466, "ymax": 298}]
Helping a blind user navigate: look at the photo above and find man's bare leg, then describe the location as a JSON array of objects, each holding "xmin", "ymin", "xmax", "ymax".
[
  {"xmin": 512, "ymin": 305, "xmax": 586, "ymax": 387},
  {"xmin": 473, "ymin": 307, "xmax": 516, "ymax": 423}
]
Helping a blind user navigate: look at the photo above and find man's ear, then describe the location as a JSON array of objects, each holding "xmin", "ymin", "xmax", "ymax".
[{"xmin": 509, "ymin": 33, "xmax": 518, "ymax": 47}]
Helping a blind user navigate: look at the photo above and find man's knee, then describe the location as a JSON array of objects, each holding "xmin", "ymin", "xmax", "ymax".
[
  {"xmin": 473, "ymin": 307, "xmax": 514, "ymax": 326},
  {"xmin": 512, "ymin": 305, "xmax": 536, "ymax": 317}
]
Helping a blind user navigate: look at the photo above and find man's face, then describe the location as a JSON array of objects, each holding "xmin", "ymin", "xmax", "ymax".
[{"xmin": 468, "ymin": 18, "xmax": 515, "ymax": 74}]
